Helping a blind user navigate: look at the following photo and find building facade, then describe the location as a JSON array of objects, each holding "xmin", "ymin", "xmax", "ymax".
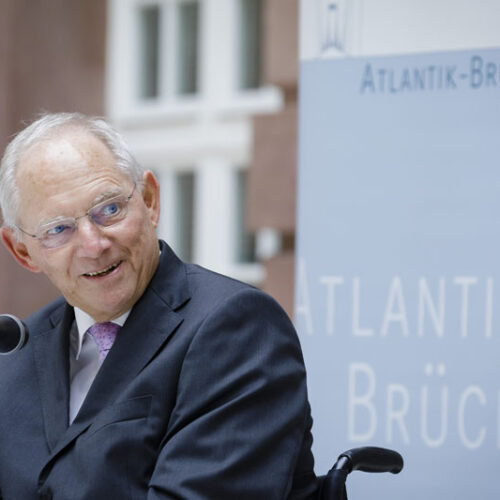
[
  {"xmin": 0, "ymin": 0, "xmax": 300, "ymax": 319},
  {"xmin": 107, "ymin": 0, "xmax": 299, "ymax": 315}
]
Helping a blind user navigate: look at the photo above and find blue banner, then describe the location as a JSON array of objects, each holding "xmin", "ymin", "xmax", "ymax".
[{"xmin": 296, "ymin": 48, "xmax": 500, "ymax": 498}]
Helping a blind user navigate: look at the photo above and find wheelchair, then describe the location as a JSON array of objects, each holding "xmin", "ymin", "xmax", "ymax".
[{"xmin": 318, "ymin": 446, "xmax": 403, "ymax": 499}]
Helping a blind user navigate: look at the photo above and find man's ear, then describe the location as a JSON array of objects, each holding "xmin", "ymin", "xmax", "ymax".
[
  {"xmin": 141, "ymin": 171, "xmax": 160, "ymax": 228},
  {"xmin": 0, "ymin": 227, "xmax": 41, "ymax": 273}
]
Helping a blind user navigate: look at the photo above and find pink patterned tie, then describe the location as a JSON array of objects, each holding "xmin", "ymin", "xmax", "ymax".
[{"xmin": 87, "ymin": 322, "xmax": 120, "ymax": 362}]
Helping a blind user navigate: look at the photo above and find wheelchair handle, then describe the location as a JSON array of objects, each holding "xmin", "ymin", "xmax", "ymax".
[{"xmin": 332, "ymin": 446, "xmax": 403, "ymax": 474}]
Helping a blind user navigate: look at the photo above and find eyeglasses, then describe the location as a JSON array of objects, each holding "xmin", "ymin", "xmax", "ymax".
[{"xmin": 17, "ymin": 184, "xmax": 136, "ymax": 249}]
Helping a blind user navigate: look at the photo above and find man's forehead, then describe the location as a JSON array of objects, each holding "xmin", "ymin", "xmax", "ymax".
[{"xmin": 17, "ymin": 128, "xmax": 116, "ymax": 186}]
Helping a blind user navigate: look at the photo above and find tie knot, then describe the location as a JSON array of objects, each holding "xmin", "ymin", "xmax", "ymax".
[{"xmin": 87, "ymin": 322, "xmax": 120, "ymax": 362}]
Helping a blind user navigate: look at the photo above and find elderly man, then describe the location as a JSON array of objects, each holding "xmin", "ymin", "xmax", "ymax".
[{"xmin": 0, "ymin": 113, "xmax": 317, "ymax": 499}]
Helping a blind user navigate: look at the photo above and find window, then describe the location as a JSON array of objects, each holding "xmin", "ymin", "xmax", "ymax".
[
  {"xmin": 235, "ymin": 169, "xmax": 256, "ymax": 263},
  {"xmin": 176, "ymin": 1, "xmax": 199, "ymax": 95},
  {"xmin": 136, "ymin": 0, "xmax": 200, "ymax": 101},
  {"xmin": 174, "ymin": 171, "xmax": 196, "ymax": 262},
  {"xmin": 238, "ymin": 0, "xmax": 263, "ymax": 90},
  {"xmin": 138, "ymin": 5, "xmax": 160, "ymax": 99}
]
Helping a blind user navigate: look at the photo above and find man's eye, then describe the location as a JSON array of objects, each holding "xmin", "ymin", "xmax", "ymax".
[
  {"xmin": 46, "ymin": 224, "xmax": 71, "ymax": 236},
  {"xmin": 101, "ymin": 202, "xmax": 120, "ymax": 217}
]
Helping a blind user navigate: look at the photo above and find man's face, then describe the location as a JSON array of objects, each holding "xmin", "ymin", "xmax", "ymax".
[{"xmin": 1, "ymin": 128, "xmax": 161, "ymax": 322}]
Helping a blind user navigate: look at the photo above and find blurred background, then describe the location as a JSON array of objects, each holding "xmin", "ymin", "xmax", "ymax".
[{"xmin": 0, "ymin": 0, "xmax": 298, "ymax": 319}]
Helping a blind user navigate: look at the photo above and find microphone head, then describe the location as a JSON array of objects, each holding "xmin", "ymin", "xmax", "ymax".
[{"xmin": 0, "ymin": 314, "xmax": 28, "ymax": 355}]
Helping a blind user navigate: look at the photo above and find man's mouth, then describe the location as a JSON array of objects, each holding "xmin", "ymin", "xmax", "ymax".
[{"xmin": 83, "ymin": 261, "xmax": 122, "ymax": 278}]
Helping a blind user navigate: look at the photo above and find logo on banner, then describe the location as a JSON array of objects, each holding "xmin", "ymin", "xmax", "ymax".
[{"xmin": 316, "ymin": 0, "xmax": 361, "ymax": 56}]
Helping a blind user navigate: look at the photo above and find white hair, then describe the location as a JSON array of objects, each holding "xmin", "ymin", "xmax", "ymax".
[{"xmin": 0, "ymin": 112, "xmax": 144, "ymax": 233}]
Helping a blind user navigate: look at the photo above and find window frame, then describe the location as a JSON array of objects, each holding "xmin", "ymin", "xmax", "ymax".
[{"xmin": 107, "ymin": 0, "xmax": 283, "ymax": 123}]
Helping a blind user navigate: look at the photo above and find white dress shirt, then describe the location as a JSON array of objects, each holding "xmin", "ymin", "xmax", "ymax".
[{"xmin": 68, "ymin": 308, "xmax": 130, "ymax": 423}]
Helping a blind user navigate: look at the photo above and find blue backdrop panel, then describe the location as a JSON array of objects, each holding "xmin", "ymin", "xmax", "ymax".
[{"xmin": 296, "ymin": 48, "xmax": 500, "ymax": 499}]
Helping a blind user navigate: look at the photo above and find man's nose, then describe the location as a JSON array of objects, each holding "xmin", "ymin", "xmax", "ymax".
[{"xmin": 74, "ymin": 216, "xmax": 112, "ymax": 257}]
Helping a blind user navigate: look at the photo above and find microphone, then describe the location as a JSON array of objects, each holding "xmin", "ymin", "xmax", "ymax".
[{"xmin": 0, "ymin": 314, "xmax": 28, "ymax": 355}]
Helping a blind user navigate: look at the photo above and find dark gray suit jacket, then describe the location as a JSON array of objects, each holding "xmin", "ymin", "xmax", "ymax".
[{"xmin": 0, "ymin": 241, "xmax": 317, "ymax": 499}]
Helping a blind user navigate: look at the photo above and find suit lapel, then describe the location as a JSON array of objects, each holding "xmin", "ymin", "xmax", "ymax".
[
  {"xmin": 32, "ymin": 303, "xmax": 73, "ymax": 452},
  {"xmin": 45, "ymin": 241, "xmax": 190, "ymax": 458},
  {"xmin": 72, "ymin": 290, "xmax": 184, "ymax": 425}
]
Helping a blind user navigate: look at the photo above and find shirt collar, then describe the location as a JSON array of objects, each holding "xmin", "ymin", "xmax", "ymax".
[{"xmin": 72, "ymin": 307, "xmax": 131, "ymax": 360}]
